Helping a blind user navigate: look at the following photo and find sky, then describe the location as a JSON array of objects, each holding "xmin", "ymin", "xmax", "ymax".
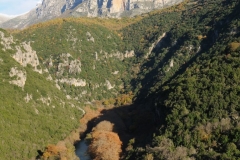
[{"xmin": 0, "ymin": 0, "xmax": 41, "ymax": 17}]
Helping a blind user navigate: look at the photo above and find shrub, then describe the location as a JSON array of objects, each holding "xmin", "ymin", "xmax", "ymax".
[
  {"xmin": 228, "ymin": 42, "xmax": 240, "ymax": 51},
  {"xmin": 88, "ymin": 121, "xmax": 122, "ymax": 160}
]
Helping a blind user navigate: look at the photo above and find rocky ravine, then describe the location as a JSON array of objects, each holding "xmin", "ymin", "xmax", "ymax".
[{"xmin": 0, "ymin": 0, "xmax": 183, "ymax": 29}]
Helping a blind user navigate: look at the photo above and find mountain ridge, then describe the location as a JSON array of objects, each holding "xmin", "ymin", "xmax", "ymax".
[
  {"xmin": 0, "ymin": 14, "xmax": 13, "ymax": 24},
  {"xmin": 0, "ymin": 0, "xmax": 183, "ymax": 29}
]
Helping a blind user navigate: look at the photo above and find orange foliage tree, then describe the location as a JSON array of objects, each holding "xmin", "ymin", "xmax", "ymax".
[
  {"xmin": 42, "ymin": 144, "xmax": 67, "ymax": 160},
  {"xmin": 88, "ymin": 121, "xmax": 122, "ymax": 160}
]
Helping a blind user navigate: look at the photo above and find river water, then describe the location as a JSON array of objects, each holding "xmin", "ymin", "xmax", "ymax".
[{"xmin": 75, "ymin": 140, "xmax": 91, "ymax": 160}]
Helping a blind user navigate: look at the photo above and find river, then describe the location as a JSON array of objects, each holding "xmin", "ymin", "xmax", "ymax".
[{"xmin": 75, "ymin": 140, "xmax": 91, "ymax": 160}]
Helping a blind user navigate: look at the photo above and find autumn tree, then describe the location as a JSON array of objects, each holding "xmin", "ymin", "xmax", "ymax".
[{"xmin": 88, "ymin": 121, "xmax": 122, "ymax": 160}]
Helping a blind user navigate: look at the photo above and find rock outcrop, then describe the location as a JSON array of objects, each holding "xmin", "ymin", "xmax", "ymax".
[
  {"xmin": 146, "ymin": 32, "xmax": 166, "ymax": 58},
  {"xmin": 0, "ymin": 31, "xmax": 42, "ymax": 73},
  {"xmin": 13, "ymin": 42, "xmax": 42, "ymax": 73},
  {"xmin": 24, "ymin": 93, "xmax": 33, "ymax": 103},
  {"xmin": 105, "ymin": 80, "xmax": 114, "ymax": 90},
  {"xmin": 57, "ymin": 78, "xmax": 87, "ymax": 87},
  {"xmin": 0, "ymin": 31, "xmax": 14, "ymax": 50},
  {"xmin": 47, "ymin": 53, "xmax": 81, "ymax": 76},
  {"xmin": 9, "ymin": 67, "xmax": 27, "ymax": 89}
]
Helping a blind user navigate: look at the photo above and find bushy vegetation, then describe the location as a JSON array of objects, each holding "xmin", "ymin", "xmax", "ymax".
[
  {"xmin": 13, "ymin": 19, "xmax": 133, "ymax": 104},
  {"xmin": 0, "ymin": 29, "xmax": 84, "ymax": 159},
  {"xmin": 0, "ymin": 15, "xmax": 135, "ymax": 160},
  {"xmin": 88, "ymin": 121, "xmax": 122, "ymax": 160},
  {"xmin": 123, "ymin": 0, "xmax": 240, "ymax": 159}
]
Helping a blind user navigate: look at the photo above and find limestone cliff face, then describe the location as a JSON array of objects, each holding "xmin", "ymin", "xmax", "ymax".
[
  {"xmin": 110, "ymin": 0, "xmax": 125, "ymax": 13},
  {"xmin": 0, "ymin": 0, "xmax": 183, "ymax": 29},
  {"xmin": 36, "ymin": 0, "xmax": 82, "ymax": 19},
  {"xmin": 74, "ymin": 0, "xmax": 183, "ymax": 17},
  {"xmin": 0, "ymin": 31, "xmax": 42, "ymax": 73},
  {"xmin": 36, "ymin": 0, "xmax": 65, "ymax": 19},
  {"xmin": 9, "ymin": 67, "xmax": 27, "ymax": 89}
]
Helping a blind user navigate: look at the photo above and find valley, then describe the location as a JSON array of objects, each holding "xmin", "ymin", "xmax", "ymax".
[{"xmin": 0, "ymin": 0, "xmax": 240, "ymax": 159}]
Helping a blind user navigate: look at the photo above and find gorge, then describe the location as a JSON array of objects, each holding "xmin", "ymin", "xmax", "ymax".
[{"xmin": 0, "ymin": 0, "xmax": 240, "ymax": 159}]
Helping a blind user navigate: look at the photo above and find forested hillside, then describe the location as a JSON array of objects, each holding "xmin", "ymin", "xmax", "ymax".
[
  {"xmin": 0, "ymin": 17, "xmax": 137, "ymax": 159},
  {"xmin": 122, "ymin": 0, "xmax": 240, "ymax": 159},
  {"xmin": 0, "ymin": 29, "xmax": 84, "ymax": 159},
  {"xmin": 13, "ymin": 19, "xmax": 135, "ymax": 104}
]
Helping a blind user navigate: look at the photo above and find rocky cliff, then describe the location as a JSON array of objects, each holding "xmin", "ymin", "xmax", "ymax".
[
  {"xmin": 0, "ymin": 0, "xmax": 183, "ymax": 29},
  {"xmin": 73, "ymin": 0, "xmax": 183, "ymax": 17},
  {"xmin": 36, "ymin": 0, "xmax": 83, "ymax": 19}
]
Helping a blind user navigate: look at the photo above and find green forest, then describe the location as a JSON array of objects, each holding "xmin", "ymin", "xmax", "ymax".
[
  {"xmin": 122, "ymin": 0, "xmax": 240, "ymax": 159},
  {"xmin": 0, "ymin": 29, "xmax": 84, "ymax": 159},
  {"xmin": 0, "ymin": 0, "xmax": 240, "ymax": 159}
]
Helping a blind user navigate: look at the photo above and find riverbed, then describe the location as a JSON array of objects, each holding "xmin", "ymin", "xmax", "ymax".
[{"xmin": 75, "ymin": 140, "xmax": 91, "ymax": 160}]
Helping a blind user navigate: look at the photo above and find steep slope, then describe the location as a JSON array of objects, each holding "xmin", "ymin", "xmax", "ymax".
[
  {"xmin": 122, "ymin": 0, "xmax": 240, "ymax": 159},
  {"xmin": 71, "ymin": 0, "xmax": 183, "ymax": 17},
  {"xmin": 120, "ymin": 0, "xmax": 186, "ymax": 90},
  {"xmin": 0, "ymin": 11, "xmax": 39, "ymax": 29},
  {"xmin": 0, "ymin": 0, "xmax": 183, "ymax": 29},
  {"xmin": 0, "ymin": 29, "xmax": 84, "ymax": 159},
  {"xmin": 13, "ymin": 19, "xmax": 134, "ymax": 105},
  {"xmin": 0, "ymin": 15, "xmax": 136, "ymax": 160}
]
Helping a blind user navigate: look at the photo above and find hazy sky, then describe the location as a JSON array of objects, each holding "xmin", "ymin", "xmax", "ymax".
[{"xmin": 0, "ymin": 0, "xmax": 41, "ymax": 16}]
